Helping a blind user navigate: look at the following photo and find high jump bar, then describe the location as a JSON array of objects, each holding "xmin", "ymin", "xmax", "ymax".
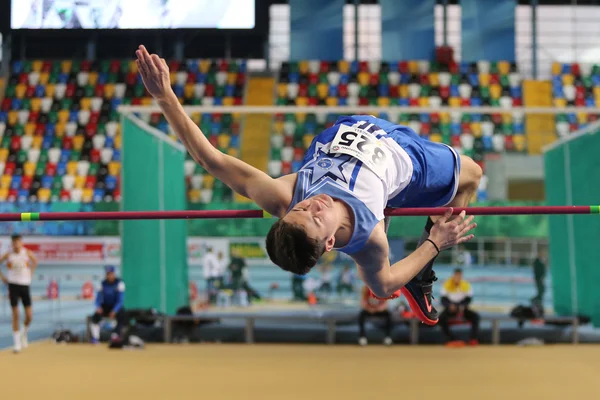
[{"xmin": 2, "ymin": 206, "xmax": 598, "ymax": 222}]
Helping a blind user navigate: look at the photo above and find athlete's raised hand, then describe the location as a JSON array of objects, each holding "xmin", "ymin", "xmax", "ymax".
[
  {"xmin": 428, "ymin": 208, "xmax": 476, "ymax": 251},
  {"xmin": 135, "ymin": 45, "xmax": 172, "ymax": 100}
]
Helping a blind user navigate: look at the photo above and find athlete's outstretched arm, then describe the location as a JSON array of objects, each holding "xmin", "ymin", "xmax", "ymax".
[
  {"xmin": 135, "ymin": 45, "xmax": 291, "ymax": 216},
  {"xmin": 0, "ymin": 253, "xmax": 8, "ymax": 284}
]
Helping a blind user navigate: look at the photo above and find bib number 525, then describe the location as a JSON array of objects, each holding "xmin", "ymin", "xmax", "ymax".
[{"xmin": 336, "ymin": 130, "xmax": 386, "ymax": 165}]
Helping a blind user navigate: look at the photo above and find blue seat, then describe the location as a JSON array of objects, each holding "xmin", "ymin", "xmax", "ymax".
[
  {"xmin": 450, "ymin": 85, "xmax": 459, "ymax": 97},
  {"xmin": 18, "ymin": 189, "xmax": 29, "ymax": 202},
  {"xmin": 35, "ymin": 85, "xmax": 46, "ymax": 98},
  {"xmin": 0, "ymin": 112, "xmax": 7, "ymax": 122},
  {"xmin": 112, "ymin": 150, "xmax": 121, "ymax": 162},
  {"xmin": 196, "ymin": 73, "xmax": 206, "ymax": 84},
  {"xmin": 187, "ymin": 60, "xmax": 199, "ymax": 72},
  {"xmin": 471, "ymin": 97, "xmax": 482, "ymax": 107},
  {"xmin": 398, "ymin": 98, "xmax": 410, "ymax": 106},
  {"xmin": 97, "ymin": 73, "xmax": 108, "ymax": 85},
  {"xmin": 230, "ymin": 135, "xmax": 240, "ymax": 148},
  {"xmin": 56, "ymin": 162, "xmax": 67, "ymax": 176},
  {"xmin": 42, "ymin": 136, "xmax": 53, "ymax": 149},
  {"xmin": 45, "ymin": 123, "xmax": 56, "ymax": 136},
  {"xmin": 350, "ymin": 61, "xmax": 359, "ymax": 74},
  {"xmin": 225, "ymin": 85, "xmax": 235, "ymax": 97},
  {"xmin": 111, "ymin": 98, "xmax": 123, "ymax": 109},
  {"xmin": 400, "ymin": 73, "xmax": 410, "ymax": 84},
  {"xmin": 104, "ymin": 137, "xmax": 115, "ymax": 149},
  {"xmin": 58, "ymin": 73, "xmax": 69, "ymax": 84},
  {"xmin": 288, "ymin": 72, "xmax": 299, "ymax": 84},
  {"xmin": 292, "ymin": 161, "xmax": 303, "ymax": 172},
  {"xmin": 10, "ymin": 176, "xmax": 21, "ymax": 190},
  {"xmin": 419, "ymin": 113, "xmax": 430, "ymax": 123},
  {"xmin": 12, "ymin": 61, "xmax": 23, "ymax": 74},
  {"xmin": 173, "ymin": 85, "xmax": 184, "ymax": 98},
  {"xmin": 41, "ymin": 176, "xmax": 53, "ymax": 189},
  {"xmin": 12, "ymin": 99, "xmax": 23, "ymax": 109},
  {"xmin": 339, "ymin": 74, "xmax": 349, "ymax": 85},
  {"xmin": 378, "ymin": 84, "xmax": 389, "ymax": 97},
  {"xmin": 105, "ymin": 176, "xmax": 117, "ymax": 190},
  {"xmin": 157, "ymin": 122, "xmax": 169, "ymax": 133},
  {"xmin": 69, "ymin": 111, "xmax": 78, "ymax": 122},
  {"xmin": 213, "ymin": 97, "xmax": 223, "ymax": 106},
  {"xmin": 338, "ymin": 97, "xmax": 347, "ymax": 106},
  {"xmin": 482, "ymin": 136, "xmax": 493, "ymax": 151},
  {"xmin": 469, "ymin": 73, "xmax": 479, "ymax": 87},
  {"xmin": 238, "ymin": 60, "xmax": 247, "ymax": 73},
  {"xmin": 451, "ymin": 122, "xmax": 462, "ymax": 135},
  {"xmin": 328, "ymin": 85, "xmax": 338, "ymax": 97},
  {"xmin": 510, "ymin": 87, "xmax": 522, "ymax": 98},
  {"xmin": 210, "ymin": 122, "xmax": 221, "ymax": 135},
  {"xmin": 93, "ymin": 189, "xmax": 105, "ymax": 202},
  {"xmin": 60, "ymin": 150, "xmax": 71, "ymax": 163}
]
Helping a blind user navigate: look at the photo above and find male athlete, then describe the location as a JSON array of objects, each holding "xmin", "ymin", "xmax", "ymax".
[
  {"xmin": 135, "ymin": 45, "xmax": 481, "ymax": 325},
  {"xmin": 0, "ymin": 234, "xmax": 38, "ymax": 353}
]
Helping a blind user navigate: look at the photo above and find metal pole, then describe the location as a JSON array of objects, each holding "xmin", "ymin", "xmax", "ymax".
[
  {"xmin": 354, "ymin": 0, "xmax": 359, "ymax": 61},
  {"xmin": 442, "ymin": 0, "xmax": 449, "ymax": 47},
  {"xmin": 531, "ymin": 0, "xmax": 538, "ymax": 79}
]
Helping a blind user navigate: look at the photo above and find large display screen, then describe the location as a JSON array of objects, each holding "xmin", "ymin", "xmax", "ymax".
[{"xmin": 11, "ymin": 0, "xmax": 255, "ymax": 29}]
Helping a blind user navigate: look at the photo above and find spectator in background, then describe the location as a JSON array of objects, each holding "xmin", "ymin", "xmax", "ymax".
[
  {"xmin": 439, "ymin": 268, "xmax": 480, "ymax": 347},
  {"xmin": 531, "ymin": 249, "xmax": 547, "ymax": 306},
  {"xmin": 317, "ymin": 263, "xmax": 333, "ymax": 297},
  {"xmin": 456, "ymin": 244, "xmax": 473, "ymax": 267},
  {"xmin": 90, "ymin": 266, "xmax": 127, "ymax": 344},
  {"xmin": 228, "ymin": 249, "xmax": 261, "ymax": 303},
  {"xmin": 337, "ymin": 263, "xmax": 355, "ymax": 296},
  {"xmin": 202, "ymin": 247, "xmax": 221, "ymax": 304},
  {"xmin": 291, "ymin": 273, "xmax": 306, "ymax": 302},
  {"xmin": 358, "ymin": 285, "xmax": 392, "ymax": 346}
]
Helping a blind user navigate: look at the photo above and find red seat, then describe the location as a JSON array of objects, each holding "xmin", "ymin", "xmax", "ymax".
[
  {"xmin": 21, "ymin": 176, "xmax": 32, "ymax": 190},
  {"xmin": 358, "ymin": 61, "xmax": 368, "ymax": 72},
  {"xmin": 110, "ymin": 60, "xmax": 121, "ymax": 73},
  {"xmin": 398, "ymin": 61, "xmax": 408, "ymax": 73},
  {"xmin": 448, "ymin": 62, "xmax": 459, "ymax": 74},
  {"xmin": 504, "ymin": 136, "xmax": 514, "ymax": 151},
  {"xmin": 298, "ymin": 86, "xmax": 308, "ymax": 97},
  {"xmin": 28, "ymin": 111, "xmax": 40, "ymax": 122},
  {"xmin": 430, "ymin": 113, "xmax": 440, "ymax": 124},
  {"xmin": 208, "ymin": 135, "xmax": 218, "ymax": 147},
  {"xmin": 358, "ymin": 97, "xmax": 369, "ymax": 106},
  {"xmin": 569, "ymin": 123, "xmax": 578, "ymax": 132},
  {"xmin": 35, "ymin": 123, "xmax": 46, "ymax": 136},
  {"xmin": 283, "ymin": 136, "xmax": 294, "ymax": 147},
  {"xmin": 89, "ymin": 112, "xmax": 100, "ymax": 124},
  {"xmin": 461, "ymin": 122, "xmax": 471, "ymax": 134},
  {"xmin": 4, "ymin": 162, "xmax": 16, "ymax": 175},
  {"xmin": 308, "ymin": 74, "xmax": 318, "ymax": 85},
  {"xmin": 319, "ymin": 61, "xmax": 329, "ymax": 73},
  {"xmin": 421, "ymin": 122, "xmax": 431, "ymax": 135},
  {"xmin": 219, "ymin": 60, "xmax": 229, "ymax": 72},
  {"xmin": 113, "ymin": 188, "xmax": 121, "ymax": 201},
  {"xmin": 338, "ymin": 84, "xmax": 348, "ymax": 97},
  {"xmin": 489, "ymin": 74, "xmax": 500, "ymax": 85},
  {"xmin": 236, "ymin": 74, "xmax": 246, "ymax": 85},
  {"xmin": 46, "ymin": 163, "xmax": 57, "ymax": 176},
  {"xmin": 204, "ymin": 84, "xmax": 215, "ymax": 97},
  {"xmin": 231, "ymin": 121, "xmax": 241, "ymax": 134},
  {"xmin": 131, "ymin": 98, "xmax": 142, "ymax": 105},
  {"xmin": 439, "ymin": 86, "xmax": 450, "ymax": 100},
  {"xmin": 513, "ymin": 97, "xmax": 523, "ymax": 106},
  {"xmin": 18, "ymin": 73, "xmax": 28, "ymax": 84},
  {"xmin": 409, "ymin": 98, "xmax": 419, "ymax": 107},
  {"xmin": 369, "ymin": 74, "xmax": 379, "ymax": 85},
  {"xmin": 234, "ymin": 97, "xmax": 243, "ymax": 105},
  {"xmin": 8, "ymin": 189, "xmax": 18, "ymax": 201},
  {"xmin": 95, "ymin": 84, "xmax": 105, "ymax": 97},
  {"xmin": 168, "ymin": 61, "xmax": 181, "ymax": 72},
  {"xmin": 571, "ymin": 63, "xmax": 581, "ymax": 76},
  {"xmin": 2, "ymin": 98, "xmax": 12, "ymax": 111},
  {"xmin": 491, "ymin": 113, "xmax": 503, "ymax": 125},
  {"xmin": 81, "ymin": 60, "xmax": 92, "ymax": 71},
  {"xmin": 60, "ymin": 190, "xmax": 71, "ymax": 201},
  {"xmin": 26, "ymin": 86, "xmax": 36, "ymax": 98},
  {"xmin": 10, "ymin": 136, "xmax": 21, "ymax": 151},
  {"xmin": 293, "ymin": 148, "xmax": 304, "ymax": 161},
  {"xmin": 281, "ymin": 161, "xmax": 292, "ymax": 175},
  {"xmin": 85, "ymin": 176, "xmax": 97, "ymax": 189},
  {"xmin": 460, "ymin": 98, "xmax": 471, "ymax": 107},
  {"xmin": 125, "ymin": 72, "xmax": 137, "ymax": 85},
  {"xmin": 42, "ymin": 61, "xmax": 52, "ymax": 72},
  {"xmin": 65, "ymin": 84, "xmax": 76, "ymax": 98},
  {"xmin": 451, "ymin": 136, "xmax": 461, "ymax": 148},
  {"xmin": 150, "ymin": 113, "xmax": 161, "ymax": 125},
  {"xmin": 419, "ymin": 74, "xmax": 430, "ymax": 85},
  {"xmin": 186, "ymin": 72, "xmax": 196, "ymax": 83},
  {"xmin": 85, "ymin": 123, "xmax": 98, "ymax": 138},
  {"xmin": 90, "ymin": 149, "xmax": 101, "ymax": 163},
  {"xmin": 62, "ymin": 137, "xmax": 73, "ymax": 150}
]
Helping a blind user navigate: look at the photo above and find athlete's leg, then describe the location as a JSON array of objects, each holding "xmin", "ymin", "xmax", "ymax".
[
  {"xmin": 22, "ymin": 304, "xmax": 32, "ymax": 349},
  {"xmin": 442, "ymin": 155, "xmax": 482, "ymax": 213},
  {"xmin": 11, "ymin": 306, "xmax": 21, "ymax": 352}
]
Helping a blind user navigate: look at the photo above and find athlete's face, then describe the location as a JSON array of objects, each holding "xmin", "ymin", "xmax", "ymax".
[
  {"xmin": 106, "ymin": 271, "xmax": 116, "ymax": 282},
  {"xmin": 11, "ymin": 238, "xmax": 22, "ymax": 252},
  {"xmin": 283, "ymin": 194, "xmax": 338, "ymax": 252}
]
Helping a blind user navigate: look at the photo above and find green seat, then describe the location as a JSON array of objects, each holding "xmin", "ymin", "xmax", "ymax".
[
  {"xmin": 270, "ymin": 148, "xmax": 281, "ymax": 160},
  {"xmin": 451, "ymin": 74, "xmax": 460, "ymax": 85},
  {"xmin": 121, "ymin": 60, "xmax": 130, "ymax": 74},
  {"xmin": 489, "ymin": 62, "xmax": 499, "ymax": 74},
  {"xmin": 89, "ymin": 163, "xmax": 99, "ymax": 176},
  {"xmin": 51, "ymin": 187, "xmax": 61, "ymax": 199},
  {"xmin": 23, "ymin": 61, "xmax": 32, "ymax": 73},
  {"xmin": 368, "ymin": 98, "xmax": 377, "ymax": 106},
  {"xmin": 134, "ymin": 85, "xmax": 145, "ymax": 97},
  {"xmin": 48, "ymin": 111, "xmax": 58, "ymax": 124},
  {"xmin": 318, "ymin": 73, "xmax": 328, "ymax": 84},
  {"xmin": 71, "ymin": 61, "xmax": 81, "ymax": 74},
  {"xmin": 99, "ymin": 60, "xmax": 111, "ymax": 74},
  {"xmin": 308, "ymin": 85, "xmax": 318, "ymax": 97},
  {"xmin": 228, "ymin": 63, "xmax": 239, "ymax": 73},
  {"xmin": 461, "ymin": 114, "xmax": 472, "ymax": 123},
  {"xmin": 215, "ymin": 86, "xmax": 225, "ymax": 98},
  {"xmin": 84, "ymin": 85, "xmax": 95, "ymax": 97},
  {"xmin": 442, "ymin": 133, "xmax": 451, "ymax": 145},
  {"xmin": 52, "ymin": 176, "xmax": 62, "ymax": 190},
  {"xmin": 480, "ymin": 87, "xmax": 490, "ymax": 99},
  {"xmin": 222, "ymin": 114, "xmax": 233, "ymax": 127},
  {"xmin": 21, "ymin": 99, "xmax": 31, "ymax": 110},
  {"xmin": 121, "ymin": 98, "xmax": 132, "ymax": 105},
  {"xmin": 462, "ymin": 149, "xmax": 473, "ymax": 158},
  {"xmin": 429, "ymin": 62, "xmax": 439, "ymax": 73},
  {"xmin": 502, "ymin": 123, "xmax": 513, "ymax": 134},
  {"xmin": 583, "ymin": 76, "xmax": 593, "ymax": 88},
  {"xmin": 500, "ymin": 75, "xmax": 509, "ymax": 87},
  {"xmin": 96, "ymin": 123, "xmax": 106, "ymax": 135},
  {"xmin": 440, "ymin": 124, "xmax": 451, "ymax": 136},
  {"xmin": 206, "ymin": 73, "xmax": 216, "ymax": 85},
  {"xmin": 288, "ymin": 62, "xmax": 299, "ymax": 73},
  {"xmin": 35, "ymin": 162, "xmax": 46, "ymax": 176},
  {"xmin": 49, "ymin": 72, "xmax": 59, "ymax": 84},
  {"xmin": 420, "ymin": 86, "xmax": 431, "ymax": 97},
  {"xmin": 60, "ymin": 99, "xmax": 73, "ymax": 110},
  {"xmin": 191, "ymin": 98, "xmax": 202, "ymax": 105},
  {"xmin": 14, "ymin": 125, "xmax": 24, "ymax": 136},
  {"xmin": 390, "ymin": 98, "xmax": 400, "ymax": 106},
  {"xmin": 555, "ymin": 113, "xmax": 568, "ymax": 122},
  {"xmin": 200, "ymin": 122, "xmax": 211, "ymax": 133},
  {"xmin": 39, "ymin": 149, "xmax": 49, "ymax": 163},
  {"xmin": 51, "ymin": 61, "xmax": 61, "ymax": 74},
  {"xmin": 5, "ymin": 85, "xmax": 16, "ymax": 97},
  {"xmin": 490, "ymin": 99, "xmax": 500, "ymax": 107},
  {"xmin": 108, "ymin": 73, "xmax": 118, "ymax": 83},
  {"xmin": 276, "ymin": 97, "xmax": 286, "ymax": 106},
  {"xmin": 70, "ymin": 151, "xmax": 81, "ymax": 161},
  {"xmin": 379, "ymin": 73, "xmax": 389, "ymax": 85},
  {"xmin": 1, "ymin": 136, "xmax": 10, "ymax": 148},
  {"xmin": 17, "ymin": 150, "xmax": 28, "ymax": 164},
  {"xmin": 52, "ymin": 138, "xmax": 62, "ymax": 148}
]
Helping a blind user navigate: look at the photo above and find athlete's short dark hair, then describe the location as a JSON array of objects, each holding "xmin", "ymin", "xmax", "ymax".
[
  {"xmin": 266, "ymin": 219, "xmax": 325, "ymax": 275},
  {"xmin": 11, "ymin": 234, "xmax": 22, "ymax": 241}
]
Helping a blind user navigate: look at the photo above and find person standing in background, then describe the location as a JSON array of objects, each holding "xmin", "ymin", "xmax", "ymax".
[
  {"xmin": 532, "ymin": 249, "xmax": 547, "ymax": 306},
  {"xmin": 216, "ymin": 251, "xmax": 227, "ymax": 291},
  {"xmin": 0, "ymin": 234, "xmax": 38, "ymax": 353},
  {"xmin": 202, "ymin": 247, "xmax": 220, "ymax": 304},
  {"xmin": 90, "ymin": 266, "xmax": 127, "ymax": 344},
  {"xmin": 439, "ymin": 268, "xmax": 480, "ymax": 347},
  {"xmin": 358, "ymin": 285, "xmax": 392, "ymax": 346},
  {"xmin": 228, "ymin": 249, "xmax": 261, "ymax": 303}
]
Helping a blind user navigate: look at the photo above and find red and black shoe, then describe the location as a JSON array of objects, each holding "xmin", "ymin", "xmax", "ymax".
[{"xmin": 400, "ymin": 271, "xmax": 439, "ymax": 326}]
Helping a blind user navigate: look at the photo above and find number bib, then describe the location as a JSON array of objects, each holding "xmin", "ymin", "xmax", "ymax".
[{"xmin": 330, "ymin": 124, "xmax": 390, "ymax": 178}]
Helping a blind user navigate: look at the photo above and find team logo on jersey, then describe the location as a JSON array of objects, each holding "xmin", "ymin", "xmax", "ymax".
[
  {"xmin": 317, "ymin": 158, "xmax": 334, "ymax": 170},
  {"xmin": 332, "ymin": 145, "xmax": 340, "ymax": 151}
]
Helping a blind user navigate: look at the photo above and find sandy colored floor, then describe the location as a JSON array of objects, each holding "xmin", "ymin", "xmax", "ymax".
[{"xmin": 2, "ymin": 342, "xmax": 599, "ymax": 400}]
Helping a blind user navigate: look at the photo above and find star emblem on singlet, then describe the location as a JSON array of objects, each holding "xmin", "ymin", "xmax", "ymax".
[{"xmin": 305, "ymin": 145, "xmax": 351, "ymax": 184}]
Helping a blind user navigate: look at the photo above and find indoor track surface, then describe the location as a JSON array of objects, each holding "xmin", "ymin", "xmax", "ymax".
[{"xmin": 1, "ymin": 342, "xmax": 598, "ymax": 399}]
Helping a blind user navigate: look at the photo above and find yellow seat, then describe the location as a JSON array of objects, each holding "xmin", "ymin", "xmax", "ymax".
[
  {"xmin": 554, "ymin": 98, "xmax": 567, "ymax": 108},
  {"xmin": 577, "ymin": 112, "xmax": 588, "ymax": 125},
  {"xmin": 358, "ymin": 72, "xmax": 369, "ymax": 86},
  {"xmin": 191, "ymin": 112, "xmax": 201, "ymax": 125},
  {"xmin": 408, "ymin": 61, "xmax": 418, "ymax": 74},
  {"xmin": 377, "ymin": 97, "xmax": 390, "ymax": 107},
  {"xmin": 32, "ymin": 136, "xmax": 43, "ymax": 149},
  {"xmin": 16, "ymin": 84, "xmax": 26, "ymax": 99},
  {"xmin": 490, "ymin": 84, "xmax": 502, "ymax": 99},
  {"xmin": 66, "ymin": 162, "xmax": 78, "ymax": 176},
  {"xmin": 217, "ymin": 134, "xmax": 231, "ymax": 149},
  {"xmin": 30, "ymin": 98, "xmax": 41, "ymax": 112},
  {"xmin": 104, "ymin": 84, "xmax": 115, "ymax": 98},
  {"xmin": 222, "ymin": 97, "xmax": 234, "ymax": 106},
  {"xmin": 141, "ymin": 98, "xmax": 153, "ymax": 106},
  {"xmin": 449, "ymin": 97, "xmax": 461, "ymax": 107},
  {"xmin": 594, "ymin": 87, "xmax": 600, "ymax": 99},
  {"xmin": 1, "ymin": 175, "xmax": 12, "ymax": 189},
  {"xmin": 74, "ymin": 176, "xmax": 86, "ymax": 189},
  {"xmin": 188, "ymin": 189, "xmax": 201, "ymax": 203},
  {"xmin": 317, "ymin": 83, "xmax": 328, "ymax": 99},
  {"xmin": 429, "ymin": 73, "xmax": 439, "ymax": 87},
  {"xmin": 25, "ymin": 122, "xmax": 36, "ymax": 136},
  {"xmin": 440, "ymin": 112, "xmax": 450, "ymax": 124},
  {"xmin": 274, "ymin": 121, "xmax": 284, "ymax": 134},
  {"xmin": 55, "ymin": 123, "xmax": 66, "ymax": 136},
  {"xmin": 513, "ymin": 135, "xmax": 527, "ymax": 152},
  {"xmin": 73, "ymin": 135, "xmax": 85, "ymax": 151},
  {"xmin": 227, "ymin": 73, "xmax": 237, "ymax": 86},
  {"xmin": 277, "ymin": 83, "xmax": 287, "ymax": 98},
  {"xmin": 338, "ymin": 60, "xmax": 349, "ymax": 74},
  {"xmin": 419, "ymin": 97, "xmax": 429, "ymax": 107},
  {"xmin": 399, "ymin": 85, "xmax": 409, "ymax": 98},
  {"xmin": 108, "ymin": 161, "xmax": 121, "ymax": 176},
  {"xmin": 61, "ymin": 61, "xmax": 72, "ymax": 73},
  {"xmin": 430, "ymin": 134, "xmax": 442, "ymax": 143},
  {"xmin": 32, "ymin": 60, "xmax": 43, "ymax": 72},
  {"xmin": 551, "ymin": 62, "xmax": 562, "ymax": 76},
  {"xmin": 39, "ymin": 72, "xmax": 50, "ymax": 85},
  {"xmin": 24, "ymin": 162, "xmax": 36, "ymax": 177},
  {"xmin": 295, "ymin": 97, "xmax": 308, "ymax": 106},
  {"xmin": 129, "ymin": 61, "xmax": 138, "ymax": 74},
  {"xmin": 8, "ymin": 111, "xmax": 18, "ymax": 126},
  {"xmin": 0, "ymin": 188, "xmax": 7, "ymax": 201},
  {"xmin": 498, "ymin": 61, "xmax": 510, "ymax": 75},
  {"xmin": 303, "ymin": 134, "xmax": 315, "ymax": 149},
  {"xmin": 38, "ymin": 188, "xmax": 51, "ymax": 202},
  {"xmin": 326, "ymin": 97, "xmax": 338, "ymax": 106},
  {"xmin": 227, "ymin": 148, "xmax": 239, "ymax": 158},
  {"xmin": 45, "ymin": 84, "xmax": 55, "ymax": 98},
  {"xmin": 58, "ymin": 110, "xmax": 70, "ymax": 123},
  {"xmin": 502, "ymin": 113, "xmax": 513, "ymax": 124},
  {"xmin": 299, "ymin": 61, "xmax": 309, "ymax": 75},
  {"xmin": 479, "ymin": 73, "xmax": 490, "ymax": 87},
  {"xmin": 88, "ymin": 72, "xmax": 98, "ymax": 86},
  {"xmin": 199, "ymin": 60, "xmax": 211, "ymax": 73},
  {"xmin": 115, "ymin": 135, "xmax": 122, "ymax": 150},
  {"xmin": 168, "ymin": 134, "xmax": 178, "ymax": 143},
  {"xmin": 562, "ymin": 74, "xmax": 574, "ymax": 86},
  {"xmin": 169, "ymin": 72, "xmax": 177, "ymax": 85},
  {"xmin": 0, "ymin": 149, "xmax": 8, "ymax": 162},
  {"xmin": 82, "ymin": 188, "xmax": 94, "ymax": 203},
  {"xmin": 80, "ymin": 98, "xmax": 92, "ymax": 111},
  {"xmin": 470, "ymin": 122, "xmax": 482, "ymax": 137},
  {"xmin": 184, "ymin": 84, "xmax": 195, "ymax": 99},
  {"xmin": 202, "ymin": 174, "xmax": 215, "ymax": 189},
  {"xmin": 296, "ymin": 113, "xmax": 306, "ymax": 124}
]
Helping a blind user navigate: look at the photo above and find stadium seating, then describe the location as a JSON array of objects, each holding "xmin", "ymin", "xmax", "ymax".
[
  {"xmin": 1, "ymin": 59, "xmax": 246, "ymax": 204},
  {"xmin": 271, "ymin": 60, "xmax": 524, "ymax": 200},
  {"xmin": 550, "ymin": 62, "xmax": 600, "ymax": 137}
]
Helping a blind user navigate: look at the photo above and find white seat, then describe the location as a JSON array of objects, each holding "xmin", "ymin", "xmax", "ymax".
[
  {"xmin": 194, "ymin": 84, "xmax": 206, "ymax": 98},
  {"xmin": 500, "ymin": 96, "xmax": 513, "ymax": 108},
  {"xmin": 512, "ymin": 111, "xmax": 525, "ymax": 125},
  {"xmin": 17, "ymin": 110, "xmax": 30, "ymax": 125},
  {"xmin": 91, "ymin": 97, "xmax": 103, "ymax": 112},
  {"xmin": 77, "ymin": 72, "xmax": 89, "ymax": 87},
  {"xmin": 62, "ymin": 175, "xmax": 75, "ymax": 190},
  {"xmin": 66, "ymin": 122, "xmax": 78, "ymax": 137},
  {"xmin": 556, "ymin": 121, "xmax": 570, "ymax": 137},
  {"xmin": 460, "ymin": 134, "xmax": 475, "ymax": 150},
  {"xmin": 184, "ymin": 160, "xmax": 196, "ymax": 177},
  {"xmin": 78, "ymin": 110, "xmax": 91, "ymax": 125},
  {"xmin": 482, "ymin": 121, "xmax": 495, "ymax": 136},
  {"xmin": 270, "ymin": 134, "xmax": 284, "ymax": 149},
  {"xmin": 346, "ymin": 96, "xmax": 359, "ymax": 107},
  {"xmin": 70, "ymin": 188, "xmax": 83, "ymax": 202},
  {"xmin": 54, "ymin": 84, "xmax": 67, "ymax": 99},
  {"xmin": 76, "ymin": 161, "xmax": 90, "ymax": 177},
  {"xmin": 267, "ymin": 160, "xmax": 282, "ymax": 177},
  {"xmin": 388, "ymin": 72, "xmax": 400, "ymax": 86},
  {"xmin": 100, "ymin": 149, "xmax": 113, "ymax": 164},
  {"xmin": 438, "ymin": 72, "xmax": 451, "ymax": 87},
  {"xmin": 114, "ymin": 83, "xmax": 126, "ymax": 99},
  {"xmin": 216, "ymin": 71, "xmax": 228, "ymax": 86},
  {"xmin": 106, "ymin": 122, "xmax": 118, "ymax": 137},
  {"xmin": 477, "ymin": 61, "xmax": 490, "ymax": 74},
  {"xmin": 418, "ymin": 61, "xmax": 430, "ymax": 74},
  {"xmin": 458, "ymin": 83, "xmax": 472, "ymax": 99},
  {"xmin": 308, "ymin": 60, "xmax": 320, "ymax": 74},
  {"xmin": 92, "ymin": 135, "xmax": 106, "ymax": 150},
  {"xmin": 347, "ymin": 83, "xmax": 360, "ymax": 98},
  {"xmin": 20, "ymin": 136, "xmax": 32, "ymax": 151},
  {"xmin": 202, "ymin": 97, "xmax": 214, "ymax": 106},
  {"xmin": 316, "ymin": 113, "xmax": 327, "ymax": 125},
  {"xmin": 200, "ymin": 189, "xmax": 213, "ymax": 204},
  {"xmin": 28, "ymin": 149, "xmax": 40, "ymax": 163},
  {"xmin": 0, "ymin": 122, "xmax": 5, "ymax": 138},
  {"xmin": 281, "ymin": 146, "xmax": 294, "ymax": 162},
  {"xmin": 48, "ymin": 148, "xmax": 61, "ymax": 164},
  {"xmin": 428, "ymin": 96, "xmax": 442, "ymax": 108},
  {"xmin": 508, "ymin": 73, "xmax": 521, "ymax": 88},
  {"xmin": 28, "ymin": 72, "xmax": 40, "ymax": 86},
  {"xmin": 368, "ymin": 61, "xmax": 381, "ymax": 74},
  {"xmin": 450, "ymin": 111, "xmax": 462, "ymax": 124},
  {"xmin": 327, "ymin": 72, "xmax": 341, "ymax": 86},
  {"xmin": 580, "ymin": 63, "xmax": 593, "ymax": 77},
  {"xmin": 492, "ymin": 134, "xmax": 505, "ymax": 152},
  {"xmin": 408, "ymin": 121, "xmax": 422, "ymax": 135},
  {"xmin": 287, "ymin": 83, "xmax": 299, "ymax": 99},
  {"xmin": 191, "ymin": 174, "xmax": 204, "ymax": 189},
  {"xmin": 0, "ymin": 162, "xmax": 4, "ymax": 176},
  {"xmin": 408, "ymin": 83, "xmax": 421, "ymax": 98},
  {"xmin": 176, "ymin": 72, "xmax": 188, "ymax": 86},
  {"xmin": 563, "ymin": 85, "xmax": 576, "ymax": 102},
  {"xmin": 41, "ymin": 98, "xmax": 53, "ymax": 113},
  {"xmin": 283, "ymin": 121, "xmax": 296, "ymax": 136}
]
